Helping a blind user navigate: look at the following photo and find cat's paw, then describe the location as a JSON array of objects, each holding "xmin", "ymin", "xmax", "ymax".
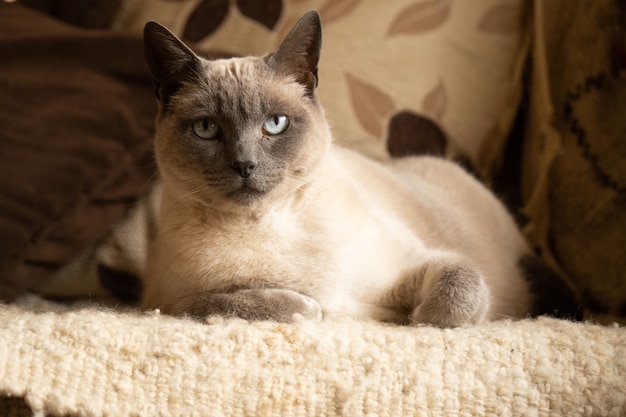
[
  {"xmin": 267, "ymin": 289, "xmax": 323, "ymax": 322},
  {"xmin": 411, "ymin": 263, "xmax": 489, "ymax": 327},
  {"xmin": 194, "ymin": 288, "xmax": 322, "ymax": 323}
]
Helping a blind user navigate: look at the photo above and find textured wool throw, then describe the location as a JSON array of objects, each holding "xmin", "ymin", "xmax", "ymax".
[{"xmin": 0, "ymin": 295, "xmax": 625, "ymax": 416}]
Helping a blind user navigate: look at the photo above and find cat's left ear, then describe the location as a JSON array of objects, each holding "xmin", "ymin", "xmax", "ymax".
[
  {"xmin": 143, "ymin": 21, "xmax": 202, "ymax": 105},
  {"xmin": 268, "ymin": 10, "xmax": 322, "ymax": 97}
]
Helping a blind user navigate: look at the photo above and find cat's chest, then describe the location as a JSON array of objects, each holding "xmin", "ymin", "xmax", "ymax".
[
  {"xmin": 173, "ymin": 201, "xmax": 419, "ymax": 296},
  {"xmin": 176, "ymin": 206, "xmax": 332, "ymax": 291}
]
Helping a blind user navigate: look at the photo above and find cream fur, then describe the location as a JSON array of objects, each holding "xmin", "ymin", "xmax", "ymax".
[{"xmin": 144, "ymin": 146, "xmax": 531, "ymax": 324}]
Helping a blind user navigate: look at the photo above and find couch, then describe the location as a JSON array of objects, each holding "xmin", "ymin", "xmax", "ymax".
[{"xmin": 1, "ymin": 0, "xmax": 624, "ymax": 416}]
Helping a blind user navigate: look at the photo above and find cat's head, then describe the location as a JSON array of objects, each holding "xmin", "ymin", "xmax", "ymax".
[{"xmin": 143, "ymin": 11, "xmax": 331, "ymax": 212}]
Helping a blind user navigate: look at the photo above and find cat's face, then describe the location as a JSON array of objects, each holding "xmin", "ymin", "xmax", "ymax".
[{"xmin": 144, "ymin": 12, "xmax": 330, "ymax": 211}]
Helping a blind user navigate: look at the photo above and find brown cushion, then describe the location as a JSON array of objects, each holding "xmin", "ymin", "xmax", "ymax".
[
  {"xmin": 517, "ymin": 0, "xmax": 626, "ymax": 320},
  {"xmin": 0, "ymin": 3, "xmax": 158, "ymax": 301}
]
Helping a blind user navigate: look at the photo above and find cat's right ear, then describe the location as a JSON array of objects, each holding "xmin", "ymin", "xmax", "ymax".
[
  {"xmin": 268, "ymin": 10, "xmax": 322, "ymax": 98},
  {"xmin": 143, "ymin": 22, "xmax": 202, "ymax": 105}
]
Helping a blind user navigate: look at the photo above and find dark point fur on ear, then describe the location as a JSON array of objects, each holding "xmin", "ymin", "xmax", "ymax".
[
  {"xmin": 143, "ymin": 21, "xmax": 202, "ymax": 104},
  {"xmin": 267, "ymin": 10, "xmax": 322, "ymax": 96}
]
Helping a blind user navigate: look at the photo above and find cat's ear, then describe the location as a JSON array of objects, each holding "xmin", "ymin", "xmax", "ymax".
[
  {"xmin": 143, "ymin": 21, "xmax": 202, "ymax": 104},
  {"xmin": 268, "ymin": 10, "xmax": 322, "ymax": 97}
]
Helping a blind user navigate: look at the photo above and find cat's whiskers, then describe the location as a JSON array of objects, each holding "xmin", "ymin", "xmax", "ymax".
[{"xmin": 160, "ymin": 179, "xmax": 212, "ymax": 211}]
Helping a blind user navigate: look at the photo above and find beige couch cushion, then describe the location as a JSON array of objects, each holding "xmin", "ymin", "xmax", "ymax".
[{"xmin": 115, "ymin": 0, "xmax": 525, "ymax": 177}]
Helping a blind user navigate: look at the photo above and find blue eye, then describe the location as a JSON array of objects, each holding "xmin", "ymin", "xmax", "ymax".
[
  {"xmin": 192, "ymin": 118, "xmax": 220, "ymax": 140},
  {"xmin": 262, "ymin": 115, "xmax": 289, "ymax": 135}
]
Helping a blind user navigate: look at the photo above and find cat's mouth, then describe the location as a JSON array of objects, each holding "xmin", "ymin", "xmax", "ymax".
[
  {"xmin": 225, "ymin": 181, "xmax": 269, "ymax": 204},
  {"xmin": 206, "ymin": 170, "xmax": 283, "ymax": 206}
]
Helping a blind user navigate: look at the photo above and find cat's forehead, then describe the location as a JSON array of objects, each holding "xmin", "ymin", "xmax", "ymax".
[
  {"xmin": 170, "ymin": 55, "xmax": 307, "ymax": 118},
  {"xmin": 202, "ymin": 56, "xmax": 265, "ymax": 80}
]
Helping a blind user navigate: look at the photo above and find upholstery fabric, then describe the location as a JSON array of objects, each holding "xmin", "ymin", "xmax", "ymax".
[
  {"xmin": 0, "ymin": 3, "xmax": 158, "ymax": 301},
  {"xmin": 519, "ymin": 0, "xmax": 626, "ymax": 319},
  {"xmin": 114, "ymin": 0, "xmax": 525, "ymax": 174}
]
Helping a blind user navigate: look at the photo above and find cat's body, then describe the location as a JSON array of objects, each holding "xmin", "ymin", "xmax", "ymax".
[{"xmin": 142, "ymin": 11, "xmax": 534, "ymax": 326}]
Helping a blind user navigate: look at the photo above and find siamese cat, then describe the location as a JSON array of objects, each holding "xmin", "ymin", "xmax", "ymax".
[{"xmin": 141, "ymin": 11, "xmax": 543, "ymax": 327}]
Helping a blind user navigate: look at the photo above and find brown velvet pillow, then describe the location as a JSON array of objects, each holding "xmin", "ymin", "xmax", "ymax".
[{"xmin": 0, "ymin": 3, "xmax": 158, "ymax": 301}]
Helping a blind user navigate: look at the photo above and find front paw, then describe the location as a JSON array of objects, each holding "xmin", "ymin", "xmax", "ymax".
[
  {"xmin": 411, "ymin": 263, "xmax": 489, "ymax": 327},
  {"xmin": 192, "ymin": 288, "xmax": 322, "ymax": 323},
  {"xmin": 259, "ymin": 289, "xmax": 323, "ymax": 322}
]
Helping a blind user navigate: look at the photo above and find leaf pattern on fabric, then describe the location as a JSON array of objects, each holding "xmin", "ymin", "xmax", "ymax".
[
  {"xmin": 387, "ymin": 0, "xmax": 451, "ymax": 37},
  {"xmin": 319, "ymin": 0, "xmax": 362, "ymax": 24},
  {"xmin": 478, "ymin": 3, "xmax": 520, "ymax": 34},
  {"xmin": 422, "ymin": 79, "xmax": 447, "ymax": 120},
  {"xmin": 345, "ymin": 73, "xmax": 395, "ymax": 138},
  {"xmin": 237, "ymin": 0, "xmax": 283, "ymax": 30},
  {"xmin": 183, "ymin": 0, "xmax": 230, "ymax": 42},
  {"xmin": 386, "ymin": 111, "xmax": 448, "ymax": 157}
]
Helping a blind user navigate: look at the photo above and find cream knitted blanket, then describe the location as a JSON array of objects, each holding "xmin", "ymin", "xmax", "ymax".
[{"xmin": 0, "ymin": 295, "xmax": 624, "ymax": 417}]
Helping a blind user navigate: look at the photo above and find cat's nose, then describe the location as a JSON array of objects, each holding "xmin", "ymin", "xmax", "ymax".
[{"xmin": 231, "ymin": 160, "xmax": 257, "ymax": 178}]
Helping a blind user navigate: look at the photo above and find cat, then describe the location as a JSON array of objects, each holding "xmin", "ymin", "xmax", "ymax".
[{"xmin": 140, "ymin": 11, "xmax": 562, "ymax": 327}]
